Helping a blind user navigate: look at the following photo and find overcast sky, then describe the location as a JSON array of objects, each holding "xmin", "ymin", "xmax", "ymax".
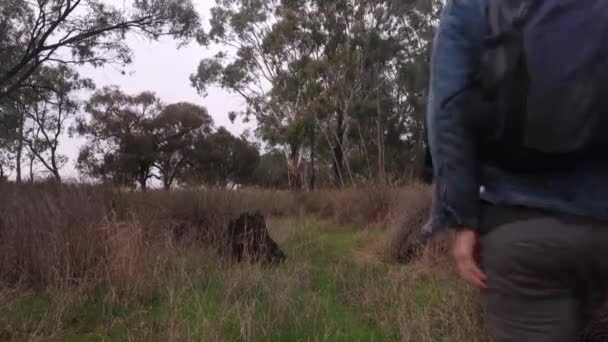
[{"xmin": 58, "ymin": 1, "xmax": 253, "ymax": 179}]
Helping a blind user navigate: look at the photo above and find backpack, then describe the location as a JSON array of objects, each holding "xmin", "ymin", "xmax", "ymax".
[{"xmin": 477, "ymin": 0, "xmax": 608, "ymax": 172}]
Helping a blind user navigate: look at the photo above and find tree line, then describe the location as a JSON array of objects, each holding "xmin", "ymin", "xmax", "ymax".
[
  {"xmin": 0, "ymin": 0, "xmax": 441, "ymax": 189},
  {"xmin": 76, "ymin": 87, "xmax": 263, "ymax": 190}
]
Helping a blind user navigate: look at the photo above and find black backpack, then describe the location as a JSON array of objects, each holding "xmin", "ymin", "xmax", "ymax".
[{"xmin": 476, "ymin": 0, "xmax": 608, "ymax": 172}]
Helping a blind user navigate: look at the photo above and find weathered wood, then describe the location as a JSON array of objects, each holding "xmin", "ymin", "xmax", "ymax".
[{"xmin": 224, "ymin": 212, "xmax": 286, "ymax": 265}]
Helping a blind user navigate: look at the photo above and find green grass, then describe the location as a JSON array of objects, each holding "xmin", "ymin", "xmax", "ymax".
[{"xmin": 0, "ymin": 218, "xmax": 487, "ymax": 342}]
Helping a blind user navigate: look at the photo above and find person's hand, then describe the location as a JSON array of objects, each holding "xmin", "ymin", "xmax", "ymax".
[{"xmin": 452, "ymin": 229, "xmax": 487, "ymax": 288}]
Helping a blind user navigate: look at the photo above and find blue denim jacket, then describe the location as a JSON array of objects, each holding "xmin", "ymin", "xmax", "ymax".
[{"xmin": 425, "ymin": 0, "xmax": 608, "ymax": 235}]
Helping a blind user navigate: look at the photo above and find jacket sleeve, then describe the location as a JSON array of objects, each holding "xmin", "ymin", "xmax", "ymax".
[{"xmin": 426, "ymin": 0, "xmax": 487, "ymax": 233}]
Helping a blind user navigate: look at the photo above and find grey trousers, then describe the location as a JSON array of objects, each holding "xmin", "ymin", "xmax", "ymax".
[{"xmin": 479, "ymin": 205, "xmax": 608, "ymax": 342}]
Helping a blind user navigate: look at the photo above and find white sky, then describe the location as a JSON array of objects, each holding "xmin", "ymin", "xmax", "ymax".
[{"xmin": 57, "ymin": 0, "xmax": 253, "ymax": 179}]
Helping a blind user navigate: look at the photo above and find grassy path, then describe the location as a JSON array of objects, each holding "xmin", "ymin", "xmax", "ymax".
[
  {"xmin": 0, "ymin": 218, "xmax": 487, "ymax": 341},
  {"xmin": 268, "ymin": 225, "xmax": 390, "ymax": 342}
]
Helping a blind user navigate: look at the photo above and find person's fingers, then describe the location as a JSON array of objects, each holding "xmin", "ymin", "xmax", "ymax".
[
  {"xmin": 457, "ymin": 261, "xmax": 477, "ymax": 286},
  {"xmin": 468, "ymin": 262, "xmax": 487, "ymax": 288},
  {"xmin": 468, "ymin": 257, "xmax": 486, "ymax": 279},
  {"xmin": 452, "ymin": 230, "xmax": 487, "ymax": 288},
  {"xmin": 461, "ymin": 265, "xmax": 482, "ymax": 288},
  {"xmin": 457, "ymin": 258, "xmax": 487, "ymax": 288}
]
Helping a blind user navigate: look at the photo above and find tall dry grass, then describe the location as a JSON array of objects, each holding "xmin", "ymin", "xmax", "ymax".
[
  {"xmin": 0, "ymin": 182, "xmax": 433, "ymax": 291},
  {"xmin": 0, "ymin": 184, "xmax": 430, "ymax": 288},
  {"xmin": 0, "ymin": 184, "xmax": 112, "ymax": 288},
  {"xmin": 0, "ymin": 184, "xmax": 302, "ymax": 290}
]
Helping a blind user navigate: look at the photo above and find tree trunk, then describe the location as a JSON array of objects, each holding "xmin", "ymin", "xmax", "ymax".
[
  {"xmin": 15, "ymin": 113, "xmax": 24, "ymax": 183},
  {"xmin": 309, "ymin": 126, "xmax": 316, "ymax": 191},
  {"xmin": 287, "ymin": 149, "xmax": 302, "ymax": 190},
  {"xmin": 28, "ymin": 154, "xmax": 34, "ymax": 182},
  {"xmin": 138, "ymin": 165, "xmax": 148, "ymax": 191},
  {"xmin": 52, "ymin": 170, "xmax": 61, "ymax": 182},
  {"xmin": 377, "ymin": 93, "xmax": 385, "ymax": 184},
  {"xmin": 332, "ymin": 114, "xmax": 345, "ymax": 187},
  {"xmin": 411, "ymin": 124, "xmax": 428, "ymax": 181},
  {"xmin": 332, "ymin": 144, "xmax": 344, "ymax": 187},
  {"xmin": 139, "ymin": 174, "xmax": 147, "ymax": 191},
  {"xmin": 50, "ymin": 150, "xmax": 61, "ymax": 182}
]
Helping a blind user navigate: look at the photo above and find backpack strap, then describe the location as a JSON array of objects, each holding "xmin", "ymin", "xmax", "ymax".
[
  {"xmin": 485, "ymin": 0, "xmax": 535, "ymax": 47},
  {"xmin": 478, "ymin": 0, "xmax": 540, "ymax": 168},
  {"xmin": 482, "ymin": 0, "xmax": 539, "ymax": 89},
  {"xmin": 441, "ymin": 0, "xmax": 539, "ymax": 143}
]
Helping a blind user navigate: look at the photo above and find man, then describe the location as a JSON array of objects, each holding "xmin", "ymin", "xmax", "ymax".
[{"xmin": 426, "ymin": 0, "xmax": 608, "ymax": 340}]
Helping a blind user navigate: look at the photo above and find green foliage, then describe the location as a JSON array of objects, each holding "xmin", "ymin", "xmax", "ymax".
[
  {"xmin": 193, "ymin": 0, "xmax": 443, "ymax": 187},
  {"xmin": 77, "ymin": 91, "xmax": 132, "ymax": 187},
  {"xmin": 252, "ymin": 149, "xmax": 290, "ymax": 189},
  {"xmin": 191, "ymin": 0, "xmax": 325, "ymax": 188},
  {"xmin": 0, "ymin": 0, "xmax": 201, "ymax": 101},
  {"xmin": 0, "ymin": 0, "xmax": 442, "ymax": 187},
  {"xmin": 153, "ymin": 102, "xmax": 214, "ymax": 189},
  {"xmin": 76, "ymin": 87, "xmax": 167, "ymax": 189},
  {"xmin": 77, "ymin": 87, "xmax": 259, "ymax": 189},
  {"xmin": 20, "ymin": 65, "xmax": 94, "ymax": 181},
  {"xmin": 0, "ymin": 100, "xmax": 19, "ymax": 178},
  {"xmin": 0, "ymin": 0, "xmax": 202, "ymax": 182},
  {"xmin": 183, "ymin": 127, "xmax": 261, "ymax": 187}
]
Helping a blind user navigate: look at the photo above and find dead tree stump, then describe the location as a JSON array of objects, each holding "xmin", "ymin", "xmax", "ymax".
[{"xmin": 224, "ymin": 212, "xmax": 286, "ymax": 264}]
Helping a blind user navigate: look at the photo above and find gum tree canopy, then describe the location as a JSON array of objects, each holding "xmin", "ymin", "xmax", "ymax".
[{"xmin": 0, "ymin": 0, "xmax": 201, "ymax": 101}]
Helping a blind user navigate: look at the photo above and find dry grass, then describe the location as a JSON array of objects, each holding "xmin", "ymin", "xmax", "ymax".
[
  {"xmin": 0, "ymin": 183, "xmax": 302, "ymax": 291},
  {"xmin": 0, "ymin": 182, "xmax": 432, "ymax": 288},
  {"xmin": 0, "ymin": 181, "xmax": 492, "ymax": 341}
]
